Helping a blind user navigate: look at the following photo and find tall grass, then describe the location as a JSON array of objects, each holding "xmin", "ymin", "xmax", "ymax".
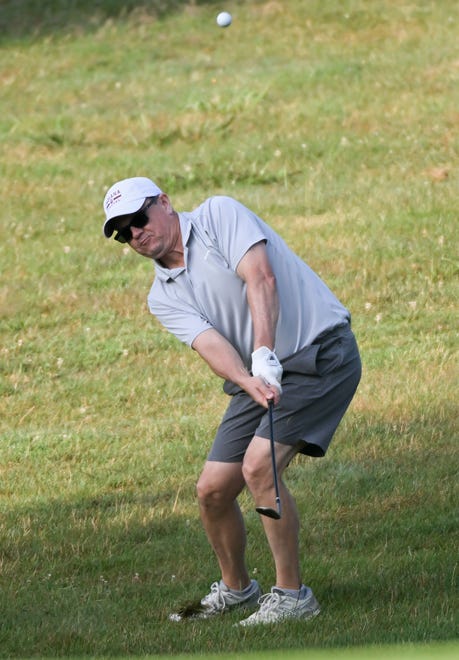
[{"xmin": 0, "ymin": 0, "xmax": 457, "ymax": 656}]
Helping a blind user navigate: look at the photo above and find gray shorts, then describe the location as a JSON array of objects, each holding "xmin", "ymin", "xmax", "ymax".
[{"xmin": 207, "ymin": 324, "xmax": 361, "ymax": 462}]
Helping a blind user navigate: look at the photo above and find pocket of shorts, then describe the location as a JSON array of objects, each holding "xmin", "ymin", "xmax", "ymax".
[{"xmin": 281, "ymin": 344, "xmax": 321, "ymax": 376}]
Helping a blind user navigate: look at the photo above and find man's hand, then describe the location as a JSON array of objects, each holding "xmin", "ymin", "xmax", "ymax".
[{"xmin": 251, "ymin": 346, "xmax": 283, "ymax": 394}]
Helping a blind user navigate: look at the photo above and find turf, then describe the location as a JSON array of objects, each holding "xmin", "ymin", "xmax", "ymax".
[{"xmin": 0, "ymin": 0, "xmax": 457, "ymax": 656}]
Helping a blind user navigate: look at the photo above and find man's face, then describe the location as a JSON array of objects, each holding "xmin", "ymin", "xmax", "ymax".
[{"xmin": 114, "ymin": 194, "xmax": 179, "ymax": 263}]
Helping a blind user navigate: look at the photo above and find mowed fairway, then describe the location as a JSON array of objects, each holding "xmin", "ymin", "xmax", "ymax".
[
  {"xmin": 166, "ymin": 644, "xmax": 459, "ymax": 660},
  {"xmin": 0, "ymin": 0, "xmax": 457, "ymax": 657}
]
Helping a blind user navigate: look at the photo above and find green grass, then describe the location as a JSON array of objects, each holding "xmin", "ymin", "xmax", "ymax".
[
  {"xmin": 157, "ymin": 646, "xmax": 459, "ymax": 660},
  {"xmin": 0, "ymin": 0, "xmax": 458, "ymax": 656}
]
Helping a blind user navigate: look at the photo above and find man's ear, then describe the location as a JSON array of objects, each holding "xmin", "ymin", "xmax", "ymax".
[{"xmin": 158, "ymin": 193, "xmax": 174, "ymax": 214}]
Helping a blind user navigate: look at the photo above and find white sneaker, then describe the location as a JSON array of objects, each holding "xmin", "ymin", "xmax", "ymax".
[
  {"xmin": 238, "ymin": 586, "xmax": 320, "ymax": 626},
  {"xmin": 169, "ymin": 579, "xmax": 261, "ymax": 621}
]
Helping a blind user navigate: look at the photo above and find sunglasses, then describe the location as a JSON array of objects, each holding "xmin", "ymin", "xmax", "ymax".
[{"xmin": 114, "ymin": 198, "xmax": 158, "ymax": 243}]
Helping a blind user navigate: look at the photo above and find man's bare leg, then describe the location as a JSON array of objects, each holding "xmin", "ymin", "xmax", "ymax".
[
  {"xmin": 196, "ymin": 461, "xmax": 250, "ymax": 591},
  {"xmin": 243, "ymin": 436, "xmax": 302, "ymax": 589}
]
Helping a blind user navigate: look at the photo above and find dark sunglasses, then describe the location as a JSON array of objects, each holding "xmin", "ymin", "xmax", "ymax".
[{"xmin": 114, "ymin": 197, "xmax": 158, "ymax": 243}]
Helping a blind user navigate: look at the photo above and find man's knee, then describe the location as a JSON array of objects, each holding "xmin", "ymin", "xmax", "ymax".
[
  {"xmin": 242, "ymin": 436, "xmax": 298, "ymax": 492},
  {"xmin": 197, "ymin": 462, "xmax": 244, "ymax": 508},
  {"xmin": 196, "ymin": 472, "xmax": 222, "ymax": 507},
  {"xmin": 242, "ymin": 451, "xmax": 271, "ymax": 492}
]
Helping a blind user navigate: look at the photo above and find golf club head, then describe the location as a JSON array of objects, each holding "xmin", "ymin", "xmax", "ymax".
[{"xmin": 256, "ymin": 506, "xmax": 281, "ymax": 520}]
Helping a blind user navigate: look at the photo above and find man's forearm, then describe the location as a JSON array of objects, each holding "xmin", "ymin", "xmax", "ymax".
[
  {"xmin": 192, "ymin": 329, "xmax": 251, "ymax": 388},
  {"xmin": 245, "ymin": 274, "xmax": 279, "ymax": 350},
  {"xmin": 192, "ymin": 328, "xmax": 281, "ymax": 407},
  {"xmin": 236, "ymin": 241, "xmax": 279, "ymax": 351}
]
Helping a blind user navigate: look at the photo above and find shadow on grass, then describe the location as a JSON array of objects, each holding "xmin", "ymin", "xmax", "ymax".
[
  {"xmin": 0, "ymin": 0, "xmax": 221, "ymax": 42},
  {"xmin": 0, "ymin": 490, "xmax": 208, "ymax": 656},
  {"xmin": 0, "ymin": 449, "xmax": 456, "ymax": 654}
]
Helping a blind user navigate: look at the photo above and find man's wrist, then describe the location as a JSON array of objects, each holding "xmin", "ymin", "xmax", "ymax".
[{"xmin": 251, "ymin": 346, "xmax": 283, "ymax": 392}]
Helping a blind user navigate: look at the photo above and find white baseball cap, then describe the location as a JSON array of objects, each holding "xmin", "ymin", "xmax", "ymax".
[{"xmin": 102, "ymin": 177, "xmax": 163, "ymax": 238}]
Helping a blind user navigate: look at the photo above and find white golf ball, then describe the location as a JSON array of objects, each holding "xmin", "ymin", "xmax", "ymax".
[{"xmin": 216, "ymin": 12, "xmax": 232, "ymax": 28}]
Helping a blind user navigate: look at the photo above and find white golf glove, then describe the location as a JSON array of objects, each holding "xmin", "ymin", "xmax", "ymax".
[{"xmin": 251, "ymin": 346, "xmax": 283, "ymax": 393}]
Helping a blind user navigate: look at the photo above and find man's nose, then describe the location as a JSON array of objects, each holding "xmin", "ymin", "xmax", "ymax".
[{"xmin": 130, "ymin": 225, "xmax": 143, "ymax": 239}]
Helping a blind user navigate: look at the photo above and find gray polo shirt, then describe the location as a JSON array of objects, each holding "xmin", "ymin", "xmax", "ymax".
[{"xmin": 147, "ymin": 196, "xmax": 350, "ymax": 366}]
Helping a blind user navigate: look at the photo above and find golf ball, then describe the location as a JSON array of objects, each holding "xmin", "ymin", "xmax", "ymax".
[{"xmin": 216, "ymin": 12, "xmax": 232, "ymax": 28}]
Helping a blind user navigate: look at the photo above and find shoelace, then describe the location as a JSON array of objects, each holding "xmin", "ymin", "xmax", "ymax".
[
  {"xmin": 203, "ymin": 582, "xmax": 227, "ymax": 611},
  {"xmin": 257, "ymin": 590, "xmax": 282, "ymax": 613}
]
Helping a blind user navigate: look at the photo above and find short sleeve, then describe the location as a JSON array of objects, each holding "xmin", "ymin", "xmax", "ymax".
[
  {"xmin": 203, "ymin": 197, "xmax": 267, "ymax": 271},
  {"xmin": 148, "ymin": 287, "xmax": 213, "ymax": 347}
]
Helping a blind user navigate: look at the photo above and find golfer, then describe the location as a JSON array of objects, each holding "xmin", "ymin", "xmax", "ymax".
[{"xmin": 102, "ymin": 177, "xmax": 361, "ymax": 625}]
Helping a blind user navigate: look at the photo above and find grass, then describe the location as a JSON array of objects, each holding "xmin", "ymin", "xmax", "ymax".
[
  {"xmin": 0, "ymin": 0, "xmax": 458, "ymax": 656},
  {"xmin": 151, "ymin": 646, "xmax": 459, "ymax": 660}
]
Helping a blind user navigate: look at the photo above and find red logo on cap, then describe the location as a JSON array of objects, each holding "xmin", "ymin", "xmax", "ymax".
[{"xmin": 105, "ymin": 189, "xmax": 123, "ymax": 210}]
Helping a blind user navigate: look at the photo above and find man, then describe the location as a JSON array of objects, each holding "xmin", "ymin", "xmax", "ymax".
[{"xmin": 102, "ymin": 176, "xmax": 361, "ymax": 625}]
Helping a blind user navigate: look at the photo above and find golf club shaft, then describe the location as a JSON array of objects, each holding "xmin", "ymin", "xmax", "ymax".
[
  {"xmin": 255, "ymin": 400, "xmax": 282, "ymax": 519},
  {"xmin": 267, "ymin": 399, "xmax": 281, "ymax": 515}
]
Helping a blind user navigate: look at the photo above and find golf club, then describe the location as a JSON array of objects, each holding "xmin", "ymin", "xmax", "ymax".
[{"xmin": 255, "ymin": 399, "xmax": 282, "ymax": 520}]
